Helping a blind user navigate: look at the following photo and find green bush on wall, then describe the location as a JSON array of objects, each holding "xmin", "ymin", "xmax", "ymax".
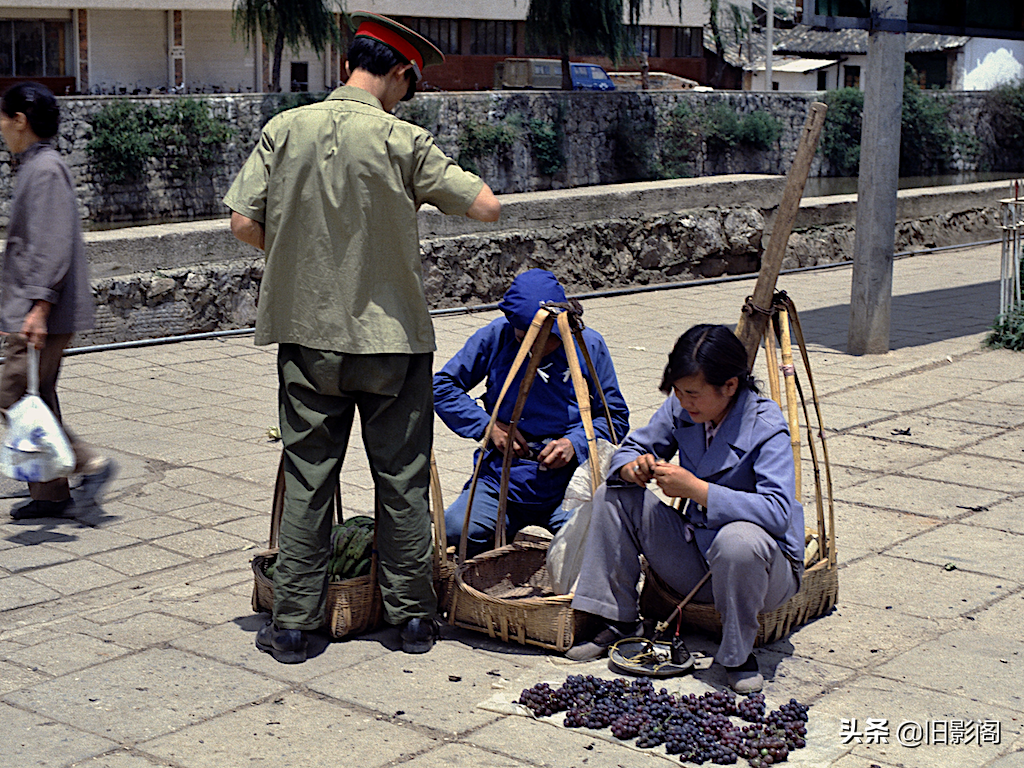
[
  {"xmin": 456, "ymin": 118, "xmax": 519, "ymax": 175},
  {"xmin": 87, "ymin": 98, "xmax": 234, "ymax": 185},
  {"xmin": 821, "ymin": 88, "xmax": 864, "ymax": 177}
]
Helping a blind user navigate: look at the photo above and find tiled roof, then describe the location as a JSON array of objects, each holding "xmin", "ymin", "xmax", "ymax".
[{"xmin": 773, "ymin": 26, "xmax": 969, "ymax": 55}]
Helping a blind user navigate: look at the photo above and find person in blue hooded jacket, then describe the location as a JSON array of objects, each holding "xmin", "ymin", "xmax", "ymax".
[
  {"xmin": 567, "ymin": 324, "xmax": 804, "ymax": 695},
  {"xmin": 434, "ymin": 270, "xmax": 629, "ymax": 557}
]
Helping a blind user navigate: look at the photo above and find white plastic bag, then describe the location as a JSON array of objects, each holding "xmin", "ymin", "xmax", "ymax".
[
  {"xmin": 1, "ymin": 345, "xmax": 75, "ymax": 482},
  {"xmin": 546, "ymin": 438, "xmax": 617, "ymax": 595}
]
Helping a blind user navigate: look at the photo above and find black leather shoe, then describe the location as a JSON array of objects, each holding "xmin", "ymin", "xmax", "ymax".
[
  {"xmin": 10, "ymin": 498, "xmax": 73, "ymax": 520},
  {"xmin": 255, "ymin": 621, "xmax": 308, "ymax": 664},
  {"xmin": 400, "ymin": 617, "xmax": 439, "ymax": 654}
]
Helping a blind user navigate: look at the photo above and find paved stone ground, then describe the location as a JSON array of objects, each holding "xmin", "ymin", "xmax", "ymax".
[{"xmin": 1, "ymin": 242, "xmax": 1022, "ymax": 768}]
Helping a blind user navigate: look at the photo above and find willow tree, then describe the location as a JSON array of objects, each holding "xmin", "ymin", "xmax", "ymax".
[
  {"xmin": 526, "ymin": 0, "xmax": 643, "ymax": 90},
  {"xmin": 233, "ymin": 0, "xmax": 343, "ymax": 92}
]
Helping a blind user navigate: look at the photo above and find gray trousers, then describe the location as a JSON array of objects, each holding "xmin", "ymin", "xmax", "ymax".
[
  {"xmin": 571, "ymin": 484, "xmax": 801, "ymax": 666},
  {"xmin": 274, "ymin": 345, "xmax": 436, "ymax": 630}
]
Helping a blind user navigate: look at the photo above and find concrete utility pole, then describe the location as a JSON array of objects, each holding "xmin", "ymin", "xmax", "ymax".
[
  {"xmin": 848, "ymin": 0, "xmax": 908, "ymax": 354},
  {"xmin": 765, "ymin": 0, "xmax": 774, "ymax": 91}
]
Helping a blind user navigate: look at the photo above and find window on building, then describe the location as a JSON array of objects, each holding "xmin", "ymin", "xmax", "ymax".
[
  {"xmin": 470, "ymin": 20, "xmax": 516, "ymax": 56},
  {"xmin": 817, "ymin": 70, "xmax": 828, "ymax": 90},
  {"xmin": 772, "ymin": 81, "xmax": 779, "ymax": 90},
  {"xmin": 0, "ymin": 19, "xmax": 72, "ymax": 77},
  {"xmin": 673, "ymin": 27, "xmax": 704, "ymax": 58},
  {"xmin": 844, "ymin": 64, "xmax": 860, "ymax": 88},
  {"xmin": 398, "ymin": 17, "xmax": 460, "ymax": 55},
  {"xmin": 290, "ymin": 62, "xmax": 308, "ymax": 92},
  {"xmin": 635, "ymin": 26, "xmax": 660, "ymax": 58}
]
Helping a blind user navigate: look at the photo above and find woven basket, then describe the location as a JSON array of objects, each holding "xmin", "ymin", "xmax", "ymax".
[
  {"xmin": 447, "ymin": 310, "xmax": 607, "ymax": 652},
  {"xmin": 252, "ymin": 551, "xmax": 383, "ymax": 638},
  {"xmin": 250, "ymin": 453, "xmax": 385, "ymax": 639},
  {"xmin": 639, "ymin": 556, "xmax": 838, "ymax": 646},
  {"xmin": 449, "ymin": 540, "xmax": 595, "ymax": 652},
  {"xmin": 251, "ymin": 452, "xmax": 453, "ymax": 636}
]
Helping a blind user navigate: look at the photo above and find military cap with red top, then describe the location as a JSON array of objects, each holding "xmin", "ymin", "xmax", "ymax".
[{"xmin": 349, "ymin": 11, "xmax": 444, "ymax": 82}]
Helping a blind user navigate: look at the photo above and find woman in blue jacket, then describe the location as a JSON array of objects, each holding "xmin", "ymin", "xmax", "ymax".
[
  {"xmin": 434, "ymin": 269, "xmax": 629, "ymax": 557},
  {"xmin": 568, "ymin": 324, "xmax": 804, "ymax": 694}
]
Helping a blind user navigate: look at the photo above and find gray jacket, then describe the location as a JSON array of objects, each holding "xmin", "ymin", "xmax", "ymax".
[{"xmin": 1, "ymin": 140, "xmax": 93, "ymax": 335}]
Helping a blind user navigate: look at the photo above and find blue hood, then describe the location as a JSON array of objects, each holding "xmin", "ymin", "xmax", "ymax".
[{"xmin": 498, "ymin": 269, "xmax": 567, "ymax": 334}]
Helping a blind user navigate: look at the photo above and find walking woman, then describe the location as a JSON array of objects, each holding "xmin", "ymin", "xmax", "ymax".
[
  {"xmin": 567, "ymin": 324, "xmax": 804, "ymax": 694},
  {"xmin": 1, "ymin": 82, "xmax": 114, "ymax": 519}
]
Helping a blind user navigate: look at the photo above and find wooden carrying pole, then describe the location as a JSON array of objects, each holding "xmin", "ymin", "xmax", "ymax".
[{"xmin": 736, "ymin": 102, "xmax": 827, "ymax": 370}]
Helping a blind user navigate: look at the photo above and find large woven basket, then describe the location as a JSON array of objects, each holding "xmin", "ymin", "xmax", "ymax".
[
  {"xmin": 639, "ymin": 556, "xmax": 838, "ymax": 646},
  {"xmin": 447, "ymin": 309, "xmax": 607, "ymax": 652},
  {"xmin": 449, "ymin": 540, "xmax": 595, "ymax": 652}
]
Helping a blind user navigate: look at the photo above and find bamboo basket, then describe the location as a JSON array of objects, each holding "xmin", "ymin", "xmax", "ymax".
[
  {"xmin": 448, "ymin": 308, "xmax": 609, "ymax": 652},
  {"xmin": 252, "ymin": 451, "xmax": 454, "ymax": 638},
  {"xmin": 640, "ymin": 557, "xmax": 838, "ymax": 646}
]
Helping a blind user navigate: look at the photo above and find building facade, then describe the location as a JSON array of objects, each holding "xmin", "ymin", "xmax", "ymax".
[{"xmin": 0, "ymin": 0, "xmax": 714, "ymax": 94}]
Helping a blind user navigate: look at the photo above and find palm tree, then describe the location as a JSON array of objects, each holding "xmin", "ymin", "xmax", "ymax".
[{"xmin": 233, "ymin": 0, "xmax": 343, "ymax": 92}]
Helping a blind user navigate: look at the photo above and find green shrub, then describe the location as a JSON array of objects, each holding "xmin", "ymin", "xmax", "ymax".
[
  {"xmin": 821, "ymin": 88, "xmax": 864, "ymax": 176},
  {"xmin": 737, "ymin": 110, "xmax": 783, "ymax": 150},
  {"xmin": 153, "ymin": 98, "xmax": 234, "ymax": 180},
  {"xmin": 613, "ymin": 116, "xmax": 659, "ymax": 181},
  {"xmin": 900, "ymin": 63, "xmax": 955, "ymax": 176},
  {"xmin": 703, "ymin": 103, "xmax": 781, "ymax": 153},
  {"xmin": 87, "ymin": 98, "xmax": 233, "ymax": 184},
  {"xmin": 704, "ymin": 102, "xmax": 743, "ymax": 152},
  {"xmin": 660, "ymin": 101, "xmax": 701, "ymax": 178},
  {"xmin": 86, "ymin": 101, "xmax": 159, "ymax": 184},
  {"xmin": 526, "ymin": 118, "xmax": 564, "ymax": 176},
  {"xmin": 986, "ymin": 79, "xmax": 1024, "ymax": 171},
  {"xmin": 457, "ymin": 119, "xmax": 519, "ymax": 174},
  {"xmin": 986, "ymin": 304, "xmax": 1024, "ymax": 350}
]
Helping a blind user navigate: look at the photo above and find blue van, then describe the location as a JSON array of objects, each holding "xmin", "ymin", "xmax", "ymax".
[
  {"xmin": 496, "ymin": 59, "xmax": 616, "ymax": 91},
  {"xmin": 570, "ymin": 63, "xmax": 616, "ymax": 91}
]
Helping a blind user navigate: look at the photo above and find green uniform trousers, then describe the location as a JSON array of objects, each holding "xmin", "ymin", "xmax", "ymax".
[{"xmin": 273, "ymin": 344, "xmax": 436, "ymax": 630}]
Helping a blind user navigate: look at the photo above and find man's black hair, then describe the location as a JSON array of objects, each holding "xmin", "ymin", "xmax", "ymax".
[
  {"xmin": 347, "ymin": 36, "xmax": 407, "ymax": 77},
  {"xmin": 1, "ymin": 81, "xmax": 59, "ymax": 139}
]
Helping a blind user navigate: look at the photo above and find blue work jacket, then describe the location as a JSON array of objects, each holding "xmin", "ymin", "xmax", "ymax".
[
  {"xmin": 608, "ymin": 387, "xmax": 805, "ymax": 562},
  {"xmin": 434, "ymin": 318, "xmax": 630, "ymax": 507}
]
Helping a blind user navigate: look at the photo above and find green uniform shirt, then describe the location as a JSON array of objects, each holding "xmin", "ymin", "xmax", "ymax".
[{"xmin": 224, "ymin": 85, "xmax": 484, "ymax": 353}]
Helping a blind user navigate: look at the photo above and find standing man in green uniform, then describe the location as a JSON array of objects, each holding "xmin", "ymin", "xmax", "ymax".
[{"xmin": 224, "ymin": 12, "xmax": 500, "ymax": 663}]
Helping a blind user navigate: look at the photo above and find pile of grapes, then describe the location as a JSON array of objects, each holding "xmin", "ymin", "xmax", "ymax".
[{"xmin": 518, "ymin": 675, "xmax": 808, "ymax": 766}]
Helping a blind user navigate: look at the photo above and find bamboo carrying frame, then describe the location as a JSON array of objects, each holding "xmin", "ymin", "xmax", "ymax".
[
  {"xmin": 446, "ymin": 306, "xmax": 608, "ymax": 652},
  {"xmin": 252, "ymin": 452, "xmax": 454, "ymax": 639}
]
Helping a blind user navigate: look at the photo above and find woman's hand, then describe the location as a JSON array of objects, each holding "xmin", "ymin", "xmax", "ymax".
[
  {"xmin": 653, "ymin": 461, "xmax": 709, "ymax": 506},
  {"xmin": 620, "ymin": 453, "xmax": 658, "ymax": 487}
]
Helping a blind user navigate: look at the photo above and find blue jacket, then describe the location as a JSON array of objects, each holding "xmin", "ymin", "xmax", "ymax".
[
  {"xmin": 434, "ymin": 318, "xmax": 630, "ymax": 507},
  {"xmin": 608, "ymin": 387, "xmax": 804, "ymax": 563}
]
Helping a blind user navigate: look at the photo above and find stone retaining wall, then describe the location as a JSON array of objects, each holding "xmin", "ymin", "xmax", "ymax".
[{"xmin": 0, "ymin": 90, "xmax": 1005, "ymax": 228}]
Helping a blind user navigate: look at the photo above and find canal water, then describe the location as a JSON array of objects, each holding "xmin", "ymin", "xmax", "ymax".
[{"xmin": 803, "ymin": 171, "xmax": 1021, "ymax": 197}]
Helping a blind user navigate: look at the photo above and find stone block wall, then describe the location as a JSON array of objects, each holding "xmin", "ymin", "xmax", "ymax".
[{"xmin": 0, "ymin": 89, "xmax": 1007, "ymax": 229}]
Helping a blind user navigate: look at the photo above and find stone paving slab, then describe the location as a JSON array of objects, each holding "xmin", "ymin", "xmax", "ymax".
[{"xmin": 3, "ymin": 243, "xmax": 1024, "ymax": 767}]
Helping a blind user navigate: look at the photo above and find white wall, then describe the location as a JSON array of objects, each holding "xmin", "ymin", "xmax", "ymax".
[
  {"xmin": 88, "ymin": 9, "xmax": 168, "ymax": 92},
  {"xmin": 182, "ymin": 10, "xmax": 257, "ymax": 92},
  {"xmin": 962, "ymin": 38, "xmax": 1024, "ymax": 91}
]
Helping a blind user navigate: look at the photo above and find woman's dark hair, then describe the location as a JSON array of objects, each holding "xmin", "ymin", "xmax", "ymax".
[
  {"xmin": 1, "ymin": 81, "xmax": 59, "ymax": 139},
  {"xmin": 347, "ymin": 36, "xmax": 407, "ymax": 77},
  {"xmin": 659, "ymin": 324, "xmax": 759, "ymax": 395}
]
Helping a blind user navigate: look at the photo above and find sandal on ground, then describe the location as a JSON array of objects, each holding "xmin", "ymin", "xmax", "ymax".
[{"xmin": 608, "ymin": 636, "xmax": 695, "ymax": 678}]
